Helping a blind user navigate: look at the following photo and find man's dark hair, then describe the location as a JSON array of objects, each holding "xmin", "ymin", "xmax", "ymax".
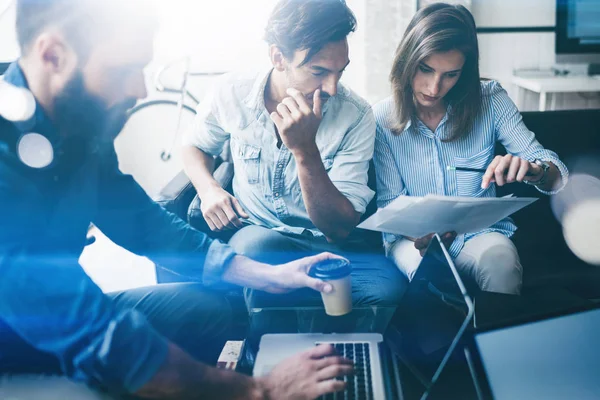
[
  {"xmin": 16, "ymin": 0, "xmax": 155, "ymax": 61},
  {"xmin": 265, "ymin": 0, "xmax": 357, "ymax": 66}
]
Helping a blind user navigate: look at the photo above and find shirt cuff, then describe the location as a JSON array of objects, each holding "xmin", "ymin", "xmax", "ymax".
[
  {"xmin": 202, "ymin": 239, "xmax": 238, "ymax": 287},
  {"xmin": 337, "ymin": 185, "xmax": 375, "ymax": 215},
  {"xmin": 534, "ymin": 157, "xmax": 569, "ymax": 196}
]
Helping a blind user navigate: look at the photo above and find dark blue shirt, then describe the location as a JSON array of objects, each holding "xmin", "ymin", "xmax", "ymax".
[{"xmin": 0, "ymin": 63, "xmax": 237, "ymax": 392}]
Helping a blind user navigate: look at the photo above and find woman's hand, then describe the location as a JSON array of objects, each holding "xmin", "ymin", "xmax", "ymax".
[
  {"xmin": 414, "ymin": 232, "xmax": 457, "ymax": 257},
  {"xmin": 481, "ymin": 155, "xmax": 544, "ymax": 189}
]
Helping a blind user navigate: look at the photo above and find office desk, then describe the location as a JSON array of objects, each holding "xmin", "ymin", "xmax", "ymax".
[{"xmin": 511, "ymin": 74, "xmax": 600, "ymax": 111}]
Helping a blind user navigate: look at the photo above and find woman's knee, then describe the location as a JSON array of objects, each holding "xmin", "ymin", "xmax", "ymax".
[
  {"xmin": 477, "ymin": 244, "xmax": 523, "ymax": 295},
  {"xmin": 388, "ymin": 238, "xmax": 422, "ymax": 281}
]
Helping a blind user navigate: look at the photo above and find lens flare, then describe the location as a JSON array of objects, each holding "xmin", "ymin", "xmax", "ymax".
[{"xmin": 562, "ymin": 199, "xmax": 600, "ymax": 266}]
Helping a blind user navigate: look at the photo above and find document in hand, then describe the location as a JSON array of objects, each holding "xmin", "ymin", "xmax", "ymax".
[{"xmin": 358, "ymin": 195, "xmax": 537, "ymax": 238}]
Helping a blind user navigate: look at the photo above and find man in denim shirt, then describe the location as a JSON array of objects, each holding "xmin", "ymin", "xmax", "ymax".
[
  {"xmin": 183, "ymin": 0, "xmax": 407, "ymax": 308},
  {"xmin": 0, "ymin": 1, "xmax": 356, "ymax": 398}
]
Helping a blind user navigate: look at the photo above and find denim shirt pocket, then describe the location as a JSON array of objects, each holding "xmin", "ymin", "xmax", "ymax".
[
  {"xmin": 453, "ymin": 143, "xmax": 494, "ymax": 197},
  {"xmin": 231, "ymin": 139, "xmax": 261, "ymax": 184}
]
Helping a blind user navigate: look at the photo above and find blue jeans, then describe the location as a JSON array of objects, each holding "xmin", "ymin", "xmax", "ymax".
[
  {"xmin": 228, "ymin": 225, "xmax": 408, "ymax": 308},
  {"xmin": 0, "ymin": 283, "xmax": 231, "ymax": 376}
]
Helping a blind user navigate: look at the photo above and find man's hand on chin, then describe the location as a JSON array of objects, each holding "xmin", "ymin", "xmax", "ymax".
[{"xmin": 270, "ymin": 87, "xmax": 323, "ymax": 156}]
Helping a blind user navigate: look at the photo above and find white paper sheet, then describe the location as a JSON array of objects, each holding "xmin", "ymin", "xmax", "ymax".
[{"xmin": 358, "ymin": 195, "xmax": 537, "ymax": 238}]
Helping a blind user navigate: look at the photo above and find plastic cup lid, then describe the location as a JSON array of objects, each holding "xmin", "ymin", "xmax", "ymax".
[{"xmin": 308, "ymin": 258, "xmax": 351, "ymax": 280}]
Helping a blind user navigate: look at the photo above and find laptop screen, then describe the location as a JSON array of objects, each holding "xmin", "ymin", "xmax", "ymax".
[
  {"xmin": 474, "ymin": 307, "xmax": 600, "ymax": 400},
  {"xmin": 386, "ymin": 235, "xmax": 474, "ymax": 397}
]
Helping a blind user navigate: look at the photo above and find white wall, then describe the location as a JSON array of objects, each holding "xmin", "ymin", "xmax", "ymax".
[
  {"xmin": 0, "ymin": 0, "xmax": 19, "ymax": 61},
  {"xmin": 472, "ymin": 0, "xmax": 555, "ymax": 27},
  {"xmin": 473, "ymin": 0, "xmax": 600, "ymax": 111}
]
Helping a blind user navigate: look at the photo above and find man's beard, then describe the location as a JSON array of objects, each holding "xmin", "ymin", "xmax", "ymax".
[{"xmin": 52, "ymin": 70, "xmax": 136, "ymax": 160}]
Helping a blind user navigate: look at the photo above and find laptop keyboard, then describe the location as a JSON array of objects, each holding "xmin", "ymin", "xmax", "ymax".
[{"xmin": 317, "ymin": 342, "xmax": 374, "ymax": 400}]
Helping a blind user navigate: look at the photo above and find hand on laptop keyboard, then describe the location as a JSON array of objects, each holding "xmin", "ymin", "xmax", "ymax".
[
  {"xmin": 318, "ymin": 342, "xmax": 374, "ymax": 400},
  {"xmin": 259, "ymin": 344, "xmax": 354, "ymax": 400}
]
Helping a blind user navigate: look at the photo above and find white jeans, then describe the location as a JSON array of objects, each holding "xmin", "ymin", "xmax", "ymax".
[
  {"xmin": 388, "ymin": 232, "xmax": 523, "ymax": 295},
  {"xmin": 0, "ymin": 375, "xmax": 113, "ymax": 400}
]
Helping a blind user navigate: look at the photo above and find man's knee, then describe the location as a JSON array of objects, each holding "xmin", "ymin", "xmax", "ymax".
[
  {"xmin": 157, "ymin": 284, "xmax": 232, "ymax": 363},
  {"xmin": 228, "ymin": 225, "xmax": 300, "ymax": 264},
  {"xmin": 177, "ymin": 284, "xmax": 232, "ymax": 333},
  {"xmin": 229, "ymin": 226, "xmax": 279, "ymax": 258},
  {"xmin": 352, "ymin": 255, "xmax": 408, "ymax": 306}
]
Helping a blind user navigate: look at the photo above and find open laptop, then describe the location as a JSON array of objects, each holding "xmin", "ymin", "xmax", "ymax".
[
  {"xmin": 253, "ymin": 234, "xmax": 474, "ymax": 400},
  {"xmin": 464, "ymin": 304, "xmax": 600, "ymax": 400}
]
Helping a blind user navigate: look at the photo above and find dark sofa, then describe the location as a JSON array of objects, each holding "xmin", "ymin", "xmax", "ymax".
[{"xmin": 156, "ymin": 109, "xmax": 600, "ymax": 300}]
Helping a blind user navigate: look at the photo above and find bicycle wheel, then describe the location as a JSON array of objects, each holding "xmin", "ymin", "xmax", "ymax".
[
  {"xmin": 116, "ymin": 99, "xmax": 197, "ymax": 196},
  {"xmin": 127, "ymin": 99, "xmax": 197, "ymax": 117}
]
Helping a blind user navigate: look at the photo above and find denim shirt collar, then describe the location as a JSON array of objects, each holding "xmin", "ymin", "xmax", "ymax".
[
  {"xmin": 242, "ymin": 67, "xmax": 332, "ymax": 120},
  {"xmin": 3, "ymin": 61, "xmax": 58, "ymax": 143}
]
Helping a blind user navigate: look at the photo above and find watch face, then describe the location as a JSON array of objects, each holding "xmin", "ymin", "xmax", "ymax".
[{"xmin": 534, "ymin": 159, "xmax": 550, "ymax": 170}]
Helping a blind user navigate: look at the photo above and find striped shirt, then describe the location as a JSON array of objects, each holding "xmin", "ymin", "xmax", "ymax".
[{"xmin": 373, "ymin": 80, "xmax": 569, "ymax": 257}]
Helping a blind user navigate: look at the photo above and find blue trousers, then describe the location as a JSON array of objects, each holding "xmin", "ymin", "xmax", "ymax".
[{"xmin": 228, "ymin": 225, "xmax": 408, "ymax": 308}]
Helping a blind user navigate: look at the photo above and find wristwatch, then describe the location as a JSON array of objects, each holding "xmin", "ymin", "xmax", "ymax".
[{"xmin": 524, "ymin": 159, "xmax": 550, "ymax": 186}]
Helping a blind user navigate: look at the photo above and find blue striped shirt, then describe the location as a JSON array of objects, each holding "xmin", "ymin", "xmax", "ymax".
[{"xmin": 373, "ymin": 80, "xmax": 569, "ymax": 257}]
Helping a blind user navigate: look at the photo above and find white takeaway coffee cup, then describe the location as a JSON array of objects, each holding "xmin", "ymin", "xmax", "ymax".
[{"xmin": 309, "ymin": 258, "xmax": 352, "ymax": 316}]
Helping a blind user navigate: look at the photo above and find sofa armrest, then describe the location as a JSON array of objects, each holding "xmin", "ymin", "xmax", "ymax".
[
  {"xmin": 154, "ymin": 157, "xmax": 234, "ymax": 225},
  {"xmin": 188, "ymin": 161, "xmax": 234, "ymax": 229},
  {"xmin": 154, "ymin": 170, "xmax": 197, "ymax": 221}
]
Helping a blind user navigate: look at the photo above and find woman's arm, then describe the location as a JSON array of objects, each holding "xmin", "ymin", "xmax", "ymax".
[
  {"xmin": 481, "ymin": 154, "xmax": 561, "ymax": 192},
  {"xmin": 487, "ymin": 81, "xmax": 568, "ymax": 194}
]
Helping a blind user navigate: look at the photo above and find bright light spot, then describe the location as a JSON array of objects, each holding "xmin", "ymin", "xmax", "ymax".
[
  {"xmin": 0, "ymin": 80, "xmax": 36, "ymax": 122},
  {"xmin": 552, "ymin": 173, "xmax": 600, "ymax": 223},
  {"xmin": 152, "ymin": 0, "xmax": 277, "ymax": 71},
  {"xmin": 563, "ymin": 199, "xmax": 600, "ymax": 266}
]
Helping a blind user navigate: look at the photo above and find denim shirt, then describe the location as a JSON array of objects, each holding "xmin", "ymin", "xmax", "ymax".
[
  {"xmin": 183, "ymin": 68, "xmax": 376, "ymax": 236},
  {"xmin": 0, "ymin": 63, "xmax": 237, "ymax": 393},
  {"xmin": 373, "ymin": 80, "xmax": 569, "ymax": 257}
]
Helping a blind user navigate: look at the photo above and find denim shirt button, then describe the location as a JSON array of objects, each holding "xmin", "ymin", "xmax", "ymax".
[{"xmin": 274, "ymin": 193, "xmax": 280, "ymax": 198}]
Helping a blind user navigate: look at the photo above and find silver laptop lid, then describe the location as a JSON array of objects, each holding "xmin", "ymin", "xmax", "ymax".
[{"xmin": 386, "ymin": 234, "xmax": 475, "ymax": 400}]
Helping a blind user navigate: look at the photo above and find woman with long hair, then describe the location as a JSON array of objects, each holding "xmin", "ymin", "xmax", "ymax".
[{"xmin": 373, "ymin": 3, "xmax": 568, "ymax": 295}]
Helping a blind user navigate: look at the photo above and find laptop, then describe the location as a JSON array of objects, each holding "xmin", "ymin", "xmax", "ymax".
[
  {"xmin": 464, "ymin": 304, "xmax": 600, "ymax": 400},
  {"xmin": 253, "ymin": 234, "xmax": 474, "ymax": 400}
]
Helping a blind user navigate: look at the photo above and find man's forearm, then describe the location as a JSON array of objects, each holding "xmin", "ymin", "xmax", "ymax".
[
  {"xmin": 136, "ymin": 343, "xmax": 265, "ymax": 400},
  {"xmin": 221, "ymin": 255, "xmax": 276, "ymax": 292},
  {"xmin": 182, "ymin": 145, "xmax": 221, "ymax": 199},
  {"xmin": 294, "ymin": 147, "xmax": 359, "ymax": 241}
]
